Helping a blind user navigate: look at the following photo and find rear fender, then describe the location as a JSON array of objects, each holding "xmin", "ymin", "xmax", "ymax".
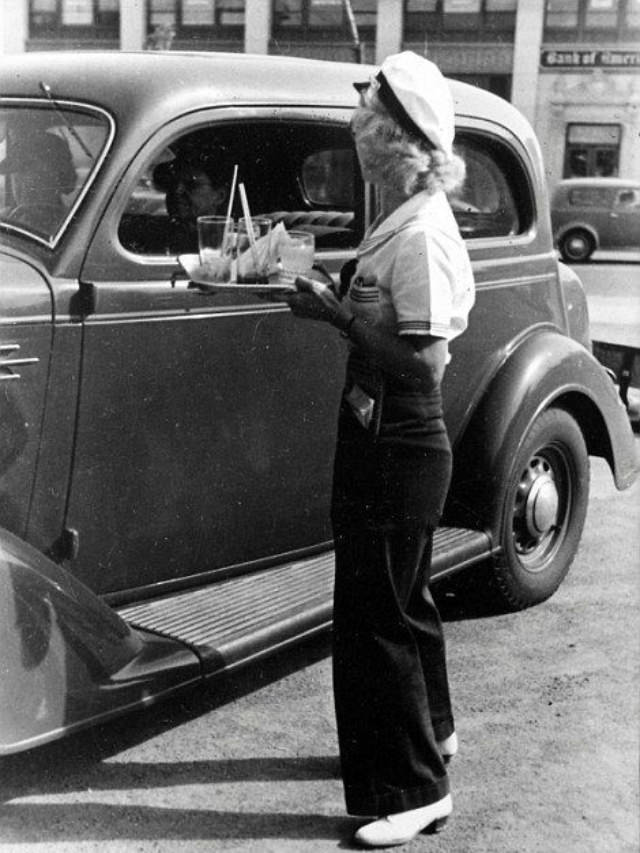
[
  {"xmin": 557, "ymin": 261, "xmax": 590, "ymax": 349},
  {"xmin": 447, "ymin": 329, "xmax": 638, "ymax": 531},
  {"xmin": 0, "ymin": 528, "xmax": 201, "ymax": 755}
]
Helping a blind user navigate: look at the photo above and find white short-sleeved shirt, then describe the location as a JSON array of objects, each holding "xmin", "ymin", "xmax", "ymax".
[{"xmin": 346, "ymin": 190, "xmax": 475, "ymax": 358}]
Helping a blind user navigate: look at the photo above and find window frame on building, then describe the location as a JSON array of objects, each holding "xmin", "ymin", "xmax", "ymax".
[
  {"xmin": 563, "ymin": 122, "xmax": 622, "ymax": 178},
  {"xmin": 272, "ymin": 0, "xmax": 377, "ymax": 42},
  {"xmin": 147, "ymin": 0, "xmax": 245, "ymax": 39},
  {"xmin": 544, "ymin": 0, "xmax": 640, "ymax": 44},
  {"xmin": 29, "ymin": 0, "xmax": 120, "ymax": 38},
  {"xmin": 403, "ymin": 0, "xmax": 518, "ymax": 42}
]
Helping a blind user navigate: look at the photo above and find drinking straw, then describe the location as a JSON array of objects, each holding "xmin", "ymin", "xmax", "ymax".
[
  {"xmin": 238, "ymin": 182, "xmax": 260, "ymax": 272},
  {"xmin": 222, "ymin": 164, "xmax": 238, "ymax": 250},
  {"xmin": 225, "ymin": 164, "xmax": 238, "ymax": 223}
]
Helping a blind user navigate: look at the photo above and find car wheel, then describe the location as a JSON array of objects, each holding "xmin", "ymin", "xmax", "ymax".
[
  {"xmin": 558, "ymin": 229, "xmax": 595, "ymax": 262},
  {"xmin": 492, "ymin": 408, "xmax": 590, "ymax": 610}
]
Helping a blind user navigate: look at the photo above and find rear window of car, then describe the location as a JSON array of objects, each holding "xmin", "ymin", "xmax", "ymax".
[
  {"xmin": 614, "ymin": 188, "xmax": 640, "ymax": 208},
  {"xmin": 0, "ymin": 103, "xmax": 112, "ymax": 245},
  {"xmin": 118, "ymin": 120, "xmax": 362, "ymax": 257},
  {"xmin": 449, "ymin": 134, "xmax": 524, "ymax": 239}
]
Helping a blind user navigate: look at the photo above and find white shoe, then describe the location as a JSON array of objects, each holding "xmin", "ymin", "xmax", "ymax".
[
  {"xmin": 353, "ymin": 793, "xmax": 452, "ymax": 848},
  {"xmin": 438, "ymin": 731, "xmax": 458, "ymax": 764}
]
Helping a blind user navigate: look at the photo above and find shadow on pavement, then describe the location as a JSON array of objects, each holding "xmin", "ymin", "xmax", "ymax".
[
  {"xmin": 0, "ymin": 802, "xmax": 356, "ymax": 845},
  {"xmin": 0, "ymin": 564, "xmax": 505, "ymax": 809},
  {"xmin": 0, "ymin": 631, "xmax": 334, "ymax": 799},
  {"xmin": 433, "ymin": 561, "xmax": 514, "ymax": 622}
]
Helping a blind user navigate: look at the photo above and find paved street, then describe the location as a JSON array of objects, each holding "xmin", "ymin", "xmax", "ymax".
[
  {"xmin": 569, "ymin": 256, "xmax": 640, "ymax": 419},
  {"xmin": 569, "ymin": 255, "xmax": 640, "ymax": 349},
  {"xmin": 1, "ymin": 441, "xmax": 638, "ymax": 853}
]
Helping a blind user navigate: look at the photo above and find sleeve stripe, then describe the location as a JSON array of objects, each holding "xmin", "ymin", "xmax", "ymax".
[{"xmin": 397, "ymin": 320, "xmax": 451, "ymax": 336}]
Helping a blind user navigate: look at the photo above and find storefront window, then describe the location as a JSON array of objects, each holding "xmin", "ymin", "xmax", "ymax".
[
  {"xmin": 182, "ymin": 0, "xmax": 215, "ymax": 25},
  {"xmin": 149, "ymin": 0, "xmax": 176, "ymax": 27},
  {"xmin": 148, "ymin": 0, "xmax": 245, "ymax": 31},
  {"xmin": 309, "ymin": 0, "xmax": 350, "ymax": 29},
  {"xmin": 545, "ymin": 0, "xmax": 639, "ymax": 39},
  {"xmin": 585, "ymin": 0, "xmax": 618, "ymax": 30},
  {"xmin": 626, "ymin": 0, "xmax": 640, "ymax": 25},
  {"xmin": 443, "ymin": 0, "xmax": 481, "ymax": 32},
  {"xmin": 404, "ymin": 0, "xmax": 516, "ymax": 39},
  {"xmin": 545, "ymin": 0, "xmax": 579, "ymax": 29},
  {"xmin": 564, "ymin": 124, "xmax": 620, "ymax": 178},
  {"xmin": 273, "ymin": 0, "xmax": 376, "ymax": 37},
  {"xmin": 30, "ymin": 0, "xmax": 119, "ymax": 33}
]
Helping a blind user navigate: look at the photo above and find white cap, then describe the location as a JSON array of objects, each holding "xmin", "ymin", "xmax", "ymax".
[{"xmin": 355, "ymin": 51, "xmax": 455, "ymax": 158}]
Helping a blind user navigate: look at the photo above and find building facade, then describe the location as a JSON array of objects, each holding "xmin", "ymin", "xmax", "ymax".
[{"xmin": 1, "ymin": 1, "xmax": 639, "ymax": 187}]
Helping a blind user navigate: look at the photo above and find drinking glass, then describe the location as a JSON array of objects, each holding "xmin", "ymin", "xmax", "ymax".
[
  {"xmin": 236, "ymin": 217, "xmax": 272, "ymax": 283},
  {"xmin": 280, "ymin": 230, "xmax": 315, "ymax": 277},
  {"xmin": 197, "ymin": 215, "xmax": 234, "ymax": 282}
]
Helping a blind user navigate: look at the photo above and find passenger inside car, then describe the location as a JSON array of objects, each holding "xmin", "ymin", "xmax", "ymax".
[
  {"xmin": 152, "ymin": 147, "xmax": 233, "ymax": 254},
  {"xmin": 118, "ymin": 145, "xmax": 234, "ymax": 255},
  {"xmin": 0, "ymin": 129, "xmax": 77, "ymax": 238},
  {"xmin": 118, "ymin": 122, "xmax": 362, "ymax": 256}
]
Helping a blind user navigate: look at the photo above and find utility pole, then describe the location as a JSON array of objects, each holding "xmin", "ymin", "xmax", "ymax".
[{"xmin": 342, "ymin": 0, "xmax": 364, "ymax": 63}]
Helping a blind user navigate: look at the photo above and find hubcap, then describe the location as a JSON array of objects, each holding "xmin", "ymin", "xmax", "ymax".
[
  {"xmin": 567, "ymin": 235, "xmax": 587, "ymax": 255},
  {"xmin": 526, "ymin": 474, "xmax": 559, "ymax": 535},
  {"xmin": 512, "ymin": 454, "xmax": 565, "ymax": 566}
]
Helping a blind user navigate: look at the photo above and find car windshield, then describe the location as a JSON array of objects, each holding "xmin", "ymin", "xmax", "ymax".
[{"xmin": 0, "ymin": 104, "xmax": 111, "ymax": 245}]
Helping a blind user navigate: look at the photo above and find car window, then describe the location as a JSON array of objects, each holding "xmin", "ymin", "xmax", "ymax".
[
  {"xmin": 615, "ymin": 188, "xmax": 640, "ymax": 209},
  {"xmin": 118, "ymin": 121, "xmax": 362, "ymax": 257},
  {"xmin": 449, "ymin": 135, "xmax": 522, "ymax": 239},
  {"xmin": 568, "ymin": 187, "xmax": 610, "ymax": 207},
  {"xmin": 0, "ymin": 104, "xmax": 111, "ymax": 244},
  {"xmin": 301, "ymin": 148, "xmax": 355, "ymax": 208}
]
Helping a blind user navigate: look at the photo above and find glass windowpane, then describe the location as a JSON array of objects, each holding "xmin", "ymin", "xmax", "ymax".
[
  {"xmin": 30, "ymin": 0, "xmax": 57, "ymax": 27},
  {"xmin": 352, "ymin": 0, "xmax": 377, "ymax": 27},
  {"xmin": 443, "ymin": 0, "xmax": 481, "ymax": 11},
  {"xmin": 545, "ymin": 0, "xmax": 579, "ymax": 28},
  {"xmin": 585, "ymin": 0, "xmax": 618, "ymax": 28},
  {"xmin": 595, "ymin": 149, "xmax": 617, "ymax": 176},
  {"xmin": 220, "ymin": 0, "xmax": 245, "ymax": 25},
  {"xmin": 275, "ymin": 0, "xmax": 303, "ymax": 26},
  {"xmin": 406, "ymin": 0, "xmax": 438, "ymax": 9},
  {"xmin": 450, "ymin": 137, "xmax": 522, "ymax": 238},
  {"xmin": 568, "ymin": 124, "xmax": 620, "ymax": 145},
  {"xmin": 443, "ymin": 0, "xmax": 481, "ymax": 30},
  {"xmin": 150, "ymin": 0, "xmax": 176, "ymax": 26},
  {"xmin": 62, "ymin": 0, "xmax": 93, "ymax": 25},
  {"xmin": 626, "ymin": 0, "xmax": 640, "ymax": 26},
  {"xmin": 182, "ymin": 0, "xmax": 215, "ymax": 25},
  {"xmin": 309, "ymin": 0, "xmax": 343, "ymax": 28}
]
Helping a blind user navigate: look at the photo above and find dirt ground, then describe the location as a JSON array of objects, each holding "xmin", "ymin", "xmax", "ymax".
[{"xmin": 0, "ymin": 444, "xmax": 638, "ymax": 853}]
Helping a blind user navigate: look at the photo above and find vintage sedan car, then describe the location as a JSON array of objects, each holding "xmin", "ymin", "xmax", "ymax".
[
  {"xmin": 0, "ymin": 51, "xmax": 636, "ymax": 756},
  {"xmin": 551, "ymin": 177, "xmax": 640, "ymax": 262}
]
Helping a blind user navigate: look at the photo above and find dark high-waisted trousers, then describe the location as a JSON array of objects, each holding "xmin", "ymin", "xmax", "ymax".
[{"xmin": 331, "ymin": 384, "xmax": 454, "ymax": 817}]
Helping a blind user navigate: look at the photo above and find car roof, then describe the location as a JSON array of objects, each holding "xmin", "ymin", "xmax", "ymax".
[{"xmin": 0, "ymin": 50, "xmax": 531, "ymax": 140}]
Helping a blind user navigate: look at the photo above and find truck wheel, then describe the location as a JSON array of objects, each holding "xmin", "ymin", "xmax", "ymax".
[
  {"xmin": 558, "ymin": 229, "xmax": 595, "ymax": 262},
  {"xmin": 492, "ymin": 408, "xmax": 589, "ymax": 609}
]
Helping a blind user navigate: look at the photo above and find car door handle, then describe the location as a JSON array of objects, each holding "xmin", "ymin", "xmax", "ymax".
[{"xmin": 0, "ymin": 344, "xmax": 40, "ymax": 380}]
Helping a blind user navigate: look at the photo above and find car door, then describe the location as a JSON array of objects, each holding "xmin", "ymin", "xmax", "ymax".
[
  {"xmin": 66, "ymin": 107, "xmax": 362, "ymax": 598},
  {"xmin": 0, "ymin": 254, "xmax": 53, "ymax": 538},
  {"xmin": 442, "ymin": 124, "xmax": 568, "ymax": 448}
]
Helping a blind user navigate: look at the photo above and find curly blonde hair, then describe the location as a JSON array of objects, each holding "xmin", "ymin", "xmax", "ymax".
[{"xmin": 351, "ymin": 87, "xmax": 466, "ymax": 199}]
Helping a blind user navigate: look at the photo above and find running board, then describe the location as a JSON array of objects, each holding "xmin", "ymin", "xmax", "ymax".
[{"xmin": 117, "ymin": 526, "xmax": 492, "ymax": 676}]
